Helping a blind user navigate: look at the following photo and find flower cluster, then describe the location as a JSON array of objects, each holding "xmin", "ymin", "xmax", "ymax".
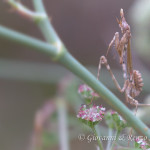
[
  {"xmin": 78, "ymin": 84, "xmax": 99, "ymax": 100},
  {"xmin": 135, "ymin": 138, "xmax": 150, "ymax": 150},
  {"xmin": 77, "ymin": 105, "xmax": 105, "ymax": 126}
]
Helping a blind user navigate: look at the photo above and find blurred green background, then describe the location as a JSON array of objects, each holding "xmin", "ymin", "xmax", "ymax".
[{"xmin": 0, "ymin": 0, "xmax": 150, "ymax": 150}]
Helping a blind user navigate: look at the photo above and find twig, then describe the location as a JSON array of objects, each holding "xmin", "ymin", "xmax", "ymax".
[
  {"xmin": 57, "ymin": 99, "xmax": 69, "ymax": 150},
  {"xmin": 92, "ymin": 126, "xmax": 104, "ymax": 150}
]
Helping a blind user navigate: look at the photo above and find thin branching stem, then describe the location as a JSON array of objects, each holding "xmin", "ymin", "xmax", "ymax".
[
  {"xmin": 106, "ymin": 128, "xmax": 113, "ymax": 150},
  {"xmin": 0, "ymin": 25, "xmax": 57, "ymax": 57},
  {"xmin": 111, "ymin": 130, "xmax": 120, "ymax": 150},
  {"xmin": 57, "ymin": 99, "xmax": 69, "ymax": 150},
  {"xmin": 33, "ymin": 0, "xmax": 61, "ymax": 44},
  {"xmin": 92, "ymin": 126, "xmax": 104, "ymax": 150}
]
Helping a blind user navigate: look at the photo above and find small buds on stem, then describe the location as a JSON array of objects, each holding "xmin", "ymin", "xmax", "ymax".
[{"xmin": 78, "ymin": 84, "xmax": 99, "ymax": 104}]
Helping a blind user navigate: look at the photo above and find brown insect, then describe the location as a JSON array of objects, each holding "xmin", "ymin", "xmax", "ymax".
[{"xmin": 97, "ymin": 8, "xmax": 150, "ymax": 107}]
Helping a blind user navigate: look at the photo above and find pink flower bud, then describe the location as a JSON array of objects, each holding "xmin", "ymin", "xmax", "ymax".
[{"xmin": 78, "ymin": 84, "xmax": 99, "ymax": 100}]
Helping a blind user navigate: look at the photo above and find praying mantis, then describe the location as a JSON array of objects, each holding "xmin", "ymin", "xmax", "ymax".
[{"xmin": 97, "ymin": 9, "xmax": 150, "ymax": 108}]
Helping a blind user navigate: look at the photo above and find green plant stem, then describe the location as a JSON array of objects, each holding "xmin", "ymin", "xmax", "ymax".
[
  {"xmin": 111, "ymin": 130, "xmax": 120, "ymax": 150},
  {"xmin": 33, "ymin": 0, "xmax": 61, "ymax": 44},
  {"xmin": 0, "ymin": 25, "xmax": 57, "ymax": 58},
  {"xmin": 92, "ymin": 126, "xmax": 103, "ymax": 150},
  {"xmin": 33, "ymin": 0, "xmax": 66, "ymax": 61},
  {"xmin": 57, "ymin": 99, "xmax": 69, "ymax": 150},
  {"xmin": 7, "ymin": 0, "xmax": 46, "ymax": 21},
  {"xmin": 106, "ymin": 128, "xmax": 113, "ymax": 150},
  {"xmin": 0, "ymin": 25, "xmax": 150, "ymax": 140}
]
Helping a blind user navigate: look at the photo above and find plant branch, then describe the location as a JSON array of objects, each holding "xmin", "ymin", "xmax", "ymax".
[
  {"xmin": 106, "ymin": 128, "xmax": 113, "ymax": 150},
  {"xmin": 57, "ymin": 99, "xmax": 69, "ymax": 150},
  {"xmin": 92, "ymin": 126, "xmax": 104, "ymax": 150},
  {"xmin": 33, "ymin": 0, "xmax": 61, "ymax": 45},
  {"xmin": 111, "ymin": 130, "xmax": 120, "ymax": 150},
  {"xmin": 0, "ymin": 25, "xmax": 58, "ymax": 58},
  {"xmin": 7, "ymin": 0, "xmax": 46, "ymax": 21}
]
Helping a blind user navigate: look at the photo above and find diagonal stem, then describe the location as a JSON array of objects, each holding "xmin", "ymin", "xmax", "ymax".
[{"xmin": 0, "ymin": 24, "xmax": 150, "ymax": 140}]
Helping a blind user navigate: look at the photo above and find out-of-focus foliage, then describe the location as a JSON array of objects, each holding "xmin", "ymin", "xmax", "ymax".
[
  {"xmin": 29, "ymin": 76, "xmax": 87, "ymax": 150},
  {"xmin": 130, "ymin": 0, "xmax": 150, "ymax": 61}
]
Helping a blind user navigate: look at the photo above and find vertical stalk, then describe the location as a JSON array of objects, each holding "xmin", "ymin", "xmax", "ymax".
[
  {"xmin": 111, "ymin": 130, "xmax": 120, "ymax": 150},
  {"xmin": 57, "ymin": 99, "xmax": 69, "ymax": 150},
  {"xmin": 92, "ymin": 126, "xmax": 104, "ymax": 150},
  {"xmin": 106, "ymin": 128, "xmax": 113, "ymax": 150},
  {"xmin": 33, "ymin": 0, "xmax": 61, "ymax": 44}
]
